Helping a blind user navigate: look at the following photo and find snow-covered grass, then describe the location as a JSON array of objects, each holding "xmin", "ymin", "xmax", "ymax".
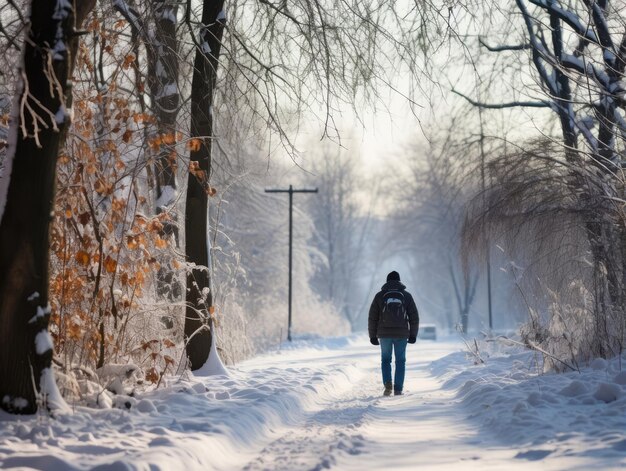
[
  {"xmin": 431, "ymin": 337, "xmax": 626, "ymax": 465},
  {"xmin": 1, "ymin": 333, "xmax": 625, "ymax": 470}
]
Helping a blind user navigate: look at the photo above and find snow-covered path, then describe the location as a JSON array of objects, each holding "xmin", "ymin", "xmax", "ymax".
[
  {"xmin": 239, "ymin": 337, "xmax": 565, "ymax": 471},
  {"xmin": 1, "ymin": 334, "xmax": 626, "ymax": 470}
]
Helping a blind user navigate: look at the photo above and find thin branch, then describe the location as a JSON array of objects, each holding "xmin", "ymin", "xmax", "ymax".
[
  {"xmin": 479, "ymin": 37, "xmax": 530, "ymax": 52},
  {"xmin": 452, "ymin": 88, "xmax": 551, "ymax": 109}
]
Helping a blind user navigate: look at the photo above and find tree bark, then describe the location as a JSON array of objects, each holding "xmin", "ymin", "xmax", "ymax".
[
  {"xmin": 149, "ymin": 0, "xmax": 182, "ymax": 301},
  {"xmin": 184, "ymin": 0, "xmax": 225, "ymax": 370},
  {"xmin": 0, "ymin": 0, "xmax": 95, "ymax": 414}
]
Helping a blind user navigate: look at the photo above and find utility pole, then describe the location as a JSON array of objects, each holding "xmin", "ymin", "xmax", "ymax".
[
  {"xmin": 265, "ymin": 185, "xmax": 318, "ymax": 341},
  {"xmin": 479, "ymin": 106, "xmax": 493, "ymax": 331}
]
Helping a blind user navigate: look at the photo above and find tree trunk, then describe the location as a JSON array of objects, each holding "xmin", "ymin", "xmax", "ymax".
[
  {"xmin": 149, "ymin": 0, "xmax": 182, "ymax": 301},
  {"xmin": 0, "ymin": 0, "xmax": 95, "ymax": 414},
  {"xmin": 184, "ymin": 0, "xmax": 225, "ymax": 370}
]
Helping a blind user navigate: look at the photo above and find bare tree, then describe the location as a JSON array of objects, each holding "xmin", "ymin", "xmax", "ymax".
[{"xmin": 459, "ymin": 0, "xmax": 626, "ymax": 362}]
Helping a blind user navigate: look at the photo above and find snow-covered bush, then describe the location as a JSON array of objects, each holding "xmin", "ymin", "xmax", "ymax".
[{"xmin": 465, "ymin": 139, "xmax": 626, "ymax": 371}]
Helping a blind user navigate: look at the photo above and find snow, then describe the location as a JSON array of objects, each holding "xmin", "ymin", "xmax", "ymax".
[
  {"xmin": 28, "ymin": 304, "xmax": 51, "ymax": 324},
  {"xmin": 193, "ymin": 324, "xmax": 229, "ymax": 377},
  {"xmin": 593, "ymin": 382, "xmax": 621, "ymax": 403},
  {"xmin": 158, "ymin": 7, "xmax": 177, "ymax": 23},
  {"xmin": 54, "ymin": 106, "xmax": 67, "ymax": 125},
  {"xmin": 0, "ymin": 334, "xmax": 625, "ymax": 469},
  {"xmin": 156, "ymin": 185, "xmax": 176, "ymax": 210},
  {"xmin": 1, "ymin": 396, "xmax": 28, "ymax": 412},
  {"xmin": 96, "ymin": 364, "xmax": 140, "ymax": 381},
  {"xmin": 39, "ymin": 368, "xmax": 70, "ymax": 414},
  {"xmin": 34, "ymin": 331, "xmax": 54, "ymax": 355},
  {"xmin": 604, "ymin": 49, "xmax": 617, "ymax": 65},
  {"xmin": 0, "ymin": 58, "xmax": 23, "ymax": 225},
  {"xmin": 52, "ymin": 0, "xmax": 72, "ymax": 61},
  {"xmin": 155, "ymin": 83, "xmax": 177, "ymax": 100}
]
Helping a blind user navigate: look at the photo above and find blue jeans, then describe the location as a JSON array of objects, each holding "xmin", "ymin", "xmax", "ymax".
[{"xmin": 380, "ymin": 338, "xmax": 408, "ymax": 391}]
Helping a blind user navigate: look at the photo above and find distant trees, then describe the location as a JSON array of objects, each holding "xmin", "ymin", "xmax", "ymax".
[
  {"xmin": 303, "ymin": 140, "xmax": 373, "ymax": 330},
  {"xmin": 387, "ymin": 129, "xmax": 482, "ymax": 334}
]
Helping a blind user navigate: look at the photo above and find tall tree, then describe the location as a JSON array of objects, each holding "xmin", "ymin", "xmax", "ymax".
[
  {"xmin": 184, "ymin": 1, "xmax": 226, "ymax": 370},
  {"xmin": 0, "ymin": 0, "xmax": 95, "ymax": 414}
]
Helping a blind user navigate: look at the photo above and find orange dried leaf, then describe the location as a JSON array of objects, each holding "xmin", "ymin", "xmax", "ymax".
[
  {"xmin": 162, "ymin": 133, "xmax": 176, "ymax": 145},
  {"xmin": 187, "ymin": 139, "xmax": 202, "ymax": 152},
  {"xmin": 145, "ymin": 367, "xmax": 159, "ymax": 384},
  {"xmin": 134, "ymin": 214, "xmax": 148, "ymax": 227},
  {"xmin": 104, "ymin": 256, "xmax": 117, "ymax": 273},
  {"xmin": 126, "ymin": 235, "xmax": 138, "ymax": 250},
  {"xmin": 132, "ymin": 113, "xmax": 144, "ymax": 124},
  {"xmin": 94, "ymin": 178, "xmax": 107, "ymax": 195},
  {"xmin": 148, "ymin": 136, "xmax": 162, "ymax": 150},
  {"xmin": 68, "ymin": 322, "xmax": 82, "ymax": 340},
  {"xmin": 148, "ymin": 220, "xmax": 164, "ymax": 232},
  {"xmin": 75, "ymin": 250, "xmax": 90, "ymax": 266},
  {"xmin": 122, "ymin": 53, "xmax": 135, "ymax": 70}
]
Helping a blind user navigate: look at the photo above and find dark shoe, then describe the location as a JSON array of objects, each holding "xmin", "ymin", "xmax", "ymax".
[
  {"xmin": 394, "ymin": 389, "xmax": 403, "ymax": 396},
  {"xmin": 383, "ymin": 382, "xmax": 393, "ymax": 396}
]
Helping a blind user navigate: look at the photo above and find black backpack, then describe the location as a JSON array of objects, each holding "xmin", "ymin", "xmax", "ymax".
[{"xmin": 381, "ymin": 289, "xmax": 408, "ymax": 327}]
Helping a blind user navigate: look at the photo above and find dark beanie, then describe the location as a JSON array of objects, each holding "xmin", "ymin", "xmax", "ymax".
[{"xmin": 387, "ymin": 271, "xmax": 400, "ymax": 282}]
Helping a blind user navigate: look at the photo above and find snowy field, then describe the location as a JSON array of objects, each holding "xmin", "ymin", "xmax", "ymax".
[{"xmin": 1, "ymin": 334, "xmax": 626, "ymax": 470}]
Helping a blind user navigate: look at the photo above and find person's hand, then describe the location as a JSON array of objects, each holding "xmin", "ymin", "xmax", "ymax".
[
  {"xmin": 370, "ymin": 337, "xmax": 379, "ymax": 346},
  {"xmin": 408, "ymin": 336, "xmax": 416, "ymax": 344}
]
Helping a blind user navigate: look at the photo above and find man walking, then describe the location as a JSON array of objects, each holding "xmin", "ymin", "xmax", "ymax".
[{"xmin": 368, "ymin": 271, "xmax": 419, "ymax": 396}]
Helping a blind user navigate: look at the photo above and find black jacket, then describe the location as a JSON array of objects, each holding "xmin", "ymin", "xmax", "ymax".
[{"xmin": 368, "ymin": 280, "xmax": 419, "ymax": 339}]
